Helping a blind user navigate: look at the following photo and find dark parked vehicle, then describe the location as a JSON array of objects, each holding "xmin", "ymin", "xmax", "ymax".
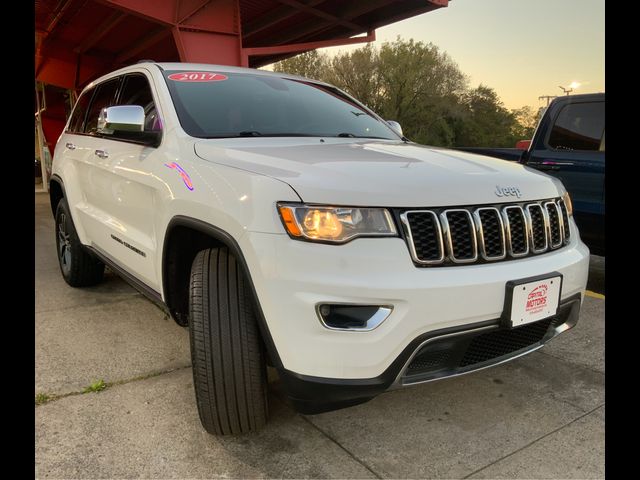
[{"xmin": 456, "ymin": 93, "xmax": 605, "ymax": 255}]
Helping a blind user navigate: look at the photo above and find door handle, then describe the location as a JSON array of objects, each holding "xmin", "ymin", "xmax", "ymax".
[
  {"xmin": 94, "ymin": 149, "xmax": 109, "ymax": 159},
  {"xmin": 65, "ymin": 142, "xmax": 76, "ymax": 150},
  {"xmin": 530, "ymin": 160, "xmax": 573, "ymax": 171},
  {"xmin": 534, "ymin": 163, "xmax": 560, "ymax": 171}
]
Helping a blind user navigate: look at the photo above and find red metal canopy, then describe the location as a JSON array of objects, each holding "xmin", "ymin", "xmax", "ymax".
[{"xmin": 35, "ymin": 0, "xmax": 448, "ymax": 90}]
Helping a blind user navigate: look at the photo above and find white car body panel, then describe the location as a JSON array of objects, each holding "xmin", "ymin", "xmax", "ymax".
[
  {"xmin": 194, "ymin": 138, "xmax": 559, "ymax": 206},
  {"xmin": 51, "ymin": 62, "xmax": 590, "ymax": 382}
]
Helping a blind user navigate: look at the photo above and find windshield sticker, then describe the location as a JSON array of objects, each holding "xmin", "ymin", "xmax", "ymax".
[
  {"xmin": 165, "ymin": 162, "xmax": 194, "ymax": 190},
  {"xmin": 168, "ymin": 72, "xmax": 228, "ymax": 82}
]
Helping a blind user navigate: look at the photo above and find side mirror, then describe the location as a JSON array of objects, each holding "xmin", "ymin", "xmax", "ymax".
[
  {"xmin": 97, "ymin": 105, "xmax": 145, "ymax": 134},
  {"xmin": 386, "ymin": 120, "xmax": 403, "ymax": 137}
]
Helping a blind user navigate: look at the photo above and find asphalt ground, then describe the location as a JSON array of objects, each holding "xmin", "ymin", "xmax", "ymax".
[{"xmin": 35, "ymin": 192, "xmax": 604, "ymax": 479}]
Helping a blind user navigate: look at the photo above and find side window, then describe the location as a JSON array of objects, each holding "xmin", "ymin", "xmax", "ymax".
[
  {"xmin": 84, "ymin": 78, "xmax": 121, "ymax": 135},
  {"xmin": 547, "ymin": 101, "xmax": 605, "ymax": 151},
  {"xmin": 118, "ymin": 74, "xmax": 161, "ymax": 132},
  {"xmin": 67, "ymin": 89, "xmax": 93, "ymax": 133}
]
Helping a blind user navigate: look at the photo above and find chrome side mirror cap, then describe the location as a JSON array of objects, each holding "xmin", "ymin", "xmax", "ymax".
[
  {"xmin": 97, "ymin": 105, "xmax": 145, "ymax": 134},
  {"xmin": 386, "ymin": 120, "xmax": 403, "ymax": 137}
]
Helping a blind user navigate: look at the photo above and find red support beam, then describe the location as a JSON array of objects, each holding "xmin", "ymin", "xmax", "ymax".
[
  {"xmin": 100, "ymin": 0, "xmax": 176, "ymax": 26},
  {"xmin": 241, "ymin": 30, "xmax": 376, "ymax": 66},
  {"xmin": 115, "ymin": 28, "xmax": 171, "ymax": 64},
  {"xmin": 262, "ymin": 0, "xmax": 390, "ymax": 46},
  {"xmin": 172, "ymin": 0, "xmax": 243, "ymax": 65},
  {"xmin": 178, "ymin": 0, "xmax": 213, "ymax": 23},
  {"xmin": 74, "ymin": 11, "xmax": 126, "ymax": 54},
  {"xmin": 275, "ymin": 0, "xmax": 362, "ymax": 32},
  {"xmin": 36, "ymin": 0, "xmax": 449, "ymax": 89},
  {"xmin": 243, "ymin": 0, "xmax": 325, "ymax": 38}
]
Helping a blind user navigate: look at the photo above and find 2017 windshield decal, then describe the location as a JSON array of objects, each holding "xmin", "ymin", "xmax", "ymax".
[
  {"xmin": 168, "ymin": 72, "xmax": 228, "ymax": 82},
  {"xmin": 165, "ymin": 162, "xmax": 194, "ymax": 191}
]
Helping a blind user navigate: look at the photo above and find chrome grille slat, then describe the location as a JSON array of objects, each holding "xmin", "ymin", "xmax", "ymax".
[
  {"xmin": 545, "ymin": 201, "xmax": 563, "ymax": 248},
  {"xmin": 525, "ymin": 204, "xmax": 548, "ymax": 253},
  {"xmin": 474, "ymin": 207, "xmax": 506, "ymax": 261},
  {"xmin": 402, "ymin": 198, "xmax": 570, "ymax": 267},
  {"xmin": 441, "ymin": 209, "xmax": 477, "ymax": 263},
  {"xmin": 557, "ymin": 199, "xmax": 571, "ymax": 243},
  {"xmin": 503, "ymin": 206, "xmax": 529, "ymax": 257},
  {"xmin": 400, "ymin": 211, "xmax": 444, "ymax": 264}
]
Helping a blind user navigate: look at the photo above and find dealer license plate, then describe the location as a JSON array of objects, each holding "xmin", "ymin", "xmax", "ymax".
[{"xmin": 506, "ymin": 274, "xmax": 562, "ymax": 328}]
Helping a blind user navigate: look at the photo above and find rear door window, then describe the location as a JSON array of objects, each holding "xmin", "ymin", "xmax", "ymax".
[
  {"xmin": 67, "ymin": 89, "xmax": 93, "ymax": 133},
  {"xmin": 547, "ymin": 102, "xmax": 605, "ymax": 151}
]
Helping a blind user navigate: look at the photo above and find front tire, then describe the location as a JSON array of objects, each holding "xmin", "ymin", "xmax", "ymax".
[
  {"xmin": 55, "ymin": 199, "xmax": 105, "ymax": 287},
  {"xmin": 189, "ymin": 247, "xmax": 268, "ymax": 435}
]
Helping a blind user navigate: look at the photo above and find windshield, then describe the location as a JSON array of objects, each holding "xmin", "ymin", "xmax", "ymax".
[{"xmin": 163, "ymin": 70, "xmax": 399, "ymax": 140}]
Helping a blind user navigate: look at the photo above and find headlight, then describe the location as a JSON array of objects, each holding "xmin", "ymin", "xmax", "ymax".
[
  {"xmin": 562, "ymin": 191, "xmax": 573, "ymax": 216},
  {"xmin": 277, "ymin": 203, "xmax": 397, "ymax": 243}
]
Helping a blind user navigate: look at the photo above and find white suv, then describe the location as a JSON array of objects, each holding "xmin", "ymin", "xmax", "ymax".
[{"xmin": 50, "ymin": 62, "xmax": 590, "ymax": 435}]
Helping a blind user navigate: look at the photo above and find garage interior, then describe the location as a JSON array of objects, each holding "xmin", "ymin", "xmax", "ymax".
[{"xmin": 35, "ymin": 0, "xmax": 449, "ymax": 191}]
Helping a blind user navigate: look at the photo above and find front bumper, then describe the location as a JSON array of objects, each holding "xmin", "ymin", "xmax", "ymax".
[
  {"xmin": 239, "ymin": 218, "xmax": 589, "ymax": 412},
  {"xmin": 277, "ymin": 293, "xmax": 581, "ymax": 413},
  {"xmin": 240, "ymin": 222, "xmax": 589, "ymax": 374}
]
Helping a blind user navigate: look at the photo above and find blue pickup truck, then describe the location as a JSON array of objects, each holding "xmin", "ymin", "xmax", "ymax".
[{"xmin": 457, "ymin": 93, "xmax": 605, "ymax": 256}]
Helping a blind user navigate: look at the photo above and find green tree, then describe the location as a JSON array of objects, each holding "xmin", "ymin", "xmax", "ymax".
[
  {"xmin": 511, "ymin": 105, "xmax": 539, "ymax": 140},
  {"xmin": 272, "ymin": 50, "xmax": 330, "ymax": 81},
  {"xmin": 326, "ymin": 44, "xmax": 383, "ymax": 111},
  {"xmin": 455, "ymin": 85, "xmax": 519, "ymax": 147},
  {"xmin": 271, "ymin": 37, "xmax": 534, "ymax": 148}
]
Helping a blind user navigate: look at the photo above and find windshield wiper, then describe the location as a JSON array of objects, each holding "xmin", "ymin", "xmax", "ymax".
[
  {"xmin": 203, "ymin": 132, "xmax": 318, "ymax": 138},
  {"xmin": 335, "ymin": 133, "xmax": 392, "ymax": 140}
]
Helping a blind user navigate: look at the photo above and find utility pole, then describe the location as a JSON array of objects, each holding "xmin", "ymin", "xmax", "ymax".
[
  {"xmin": 538, "ymin": 95, "xmax": 557, "ymax": 106},
  {"xmin": 558, "ymin": 85, "xmax": 572, "ymax": 95}
]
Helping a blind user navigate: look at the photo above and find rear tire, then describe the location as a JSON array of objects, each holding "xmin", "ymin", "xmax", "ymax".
[
  {"xmin": 188, "ymin": 247, "xmax": 268, "ymax": 435},
  {"xmin": 55, "ymin": 199, "xmax": 105, "ymax": 287}
]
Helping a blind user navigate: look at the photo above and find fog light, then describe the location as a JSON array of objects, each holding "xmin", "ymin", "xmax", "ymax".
[{"xmin": 317, "ymin": 304, "xmax": 393, "ymax": 331}]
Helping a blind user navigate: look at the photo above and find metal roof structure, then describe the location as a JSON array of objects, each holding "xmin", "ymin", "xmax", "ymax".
[{"xmin": 36, "ymin": 0, "xmax": 449, "ymax": 90}]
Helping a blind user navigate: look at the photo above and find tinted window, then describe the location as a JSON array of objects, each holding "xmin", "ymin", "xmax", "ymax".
[
  {"xmin": 84, "ymin": 78, "xmax": 121, "ymax": 134},
  {"xmin": 163, "ymin": 71, "xmax": 398, "ymax": 140},
  {"xmin": 67, "ymin": 89, "xmax": 93, "ymax": 133},
  {"xmin": 117, "ymin": 74, "xmax": 161, "ymax": 131},
  {"xmin": 548, "ymin": 102, "xmax": 604, "ymax": 151}
]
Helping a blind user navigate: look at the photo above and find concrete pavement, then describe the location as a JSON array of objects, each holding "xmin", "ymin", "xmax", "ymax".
[{"xmin": 35, "ymin": 192, "xmax": 604, "ymax": 479}]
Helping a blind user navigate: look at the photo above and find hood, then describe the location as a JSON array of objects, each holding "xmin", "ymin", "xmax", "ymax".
[{"xmin": 194, "ymin": 138, "xmax": 561, "ymax": 207}]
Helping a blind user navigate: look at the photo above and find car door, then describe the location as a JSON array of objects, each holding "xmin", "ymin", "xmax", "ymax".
[
  {"xmin": 526, "ymin": 99, "xmax": 605, "ymax": 251},
  {"xmin": 75, "ymin": 72, "xmax": 164, "ymax": 291},
  {"xmin": 56, "ymin": 86, "xmax": 95, "ymax": 236}
]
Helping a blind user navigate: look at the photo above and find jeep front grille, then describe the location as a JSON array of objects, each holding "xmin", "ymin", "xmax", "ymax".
[{"xmin": 399, "ymin": 198, "xmax": 571, "ymax": 266}]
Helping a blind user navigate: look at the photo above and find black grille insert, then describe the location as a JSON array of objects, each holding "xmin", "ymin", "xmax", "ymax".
[
  {"xmin": 558, "ymin": 200, "xmax": 571, "ymax": 241},
  {"xmin": 546, "ymin": 203, "xmax": 562, "ymax": 247},
  {"xmin": 400, "ymin": 198, "xmax": 568, "ymax": 267},
  {"xmin": 506, "ymin": 207, "xmax": 528, "ymax": 255},
  {"xmin": 444, "ymin": 210, "xmax": 476, "ymax": 261},
  {"xmin": 459, "ymin": 318, "xmax": 554, "ymax": 367},
  {"xmin": 403, "ymin": 317, "xmax": 562, "ymax": 381},
  {"xmin": 527, "ymin": 204, "xmax": 547, "ymax": 252},
  {"xmin": 478, "ymin": 208, "xmax": 505, "ymax": 258},
  {"xmin": 405, "ymin": 211, "xmax": 443, "ymax": 262}
]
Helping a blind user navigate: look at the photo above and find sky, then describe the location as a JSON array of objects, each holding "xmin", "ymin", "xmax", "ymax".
[{"xmin": 318, "ymin": 0, "xmax": 605, "ymax": 110}]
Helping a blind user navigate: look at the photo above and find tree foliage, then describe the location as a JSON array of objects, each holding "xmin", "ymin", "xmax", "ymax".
[{"xmin": 272, "ymin": 38, "xmax": 535, "ymax": 147}]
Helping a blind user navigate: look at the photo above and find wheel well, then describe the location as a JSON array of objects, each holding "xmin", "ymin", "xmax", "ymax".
[
  {"xmin": 163, "ymin": 225, "xmax": 226, "ymax": 326},
  {"xmin": 49, "ymin": 180, "xmax": 64, "ymax": 216}
]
